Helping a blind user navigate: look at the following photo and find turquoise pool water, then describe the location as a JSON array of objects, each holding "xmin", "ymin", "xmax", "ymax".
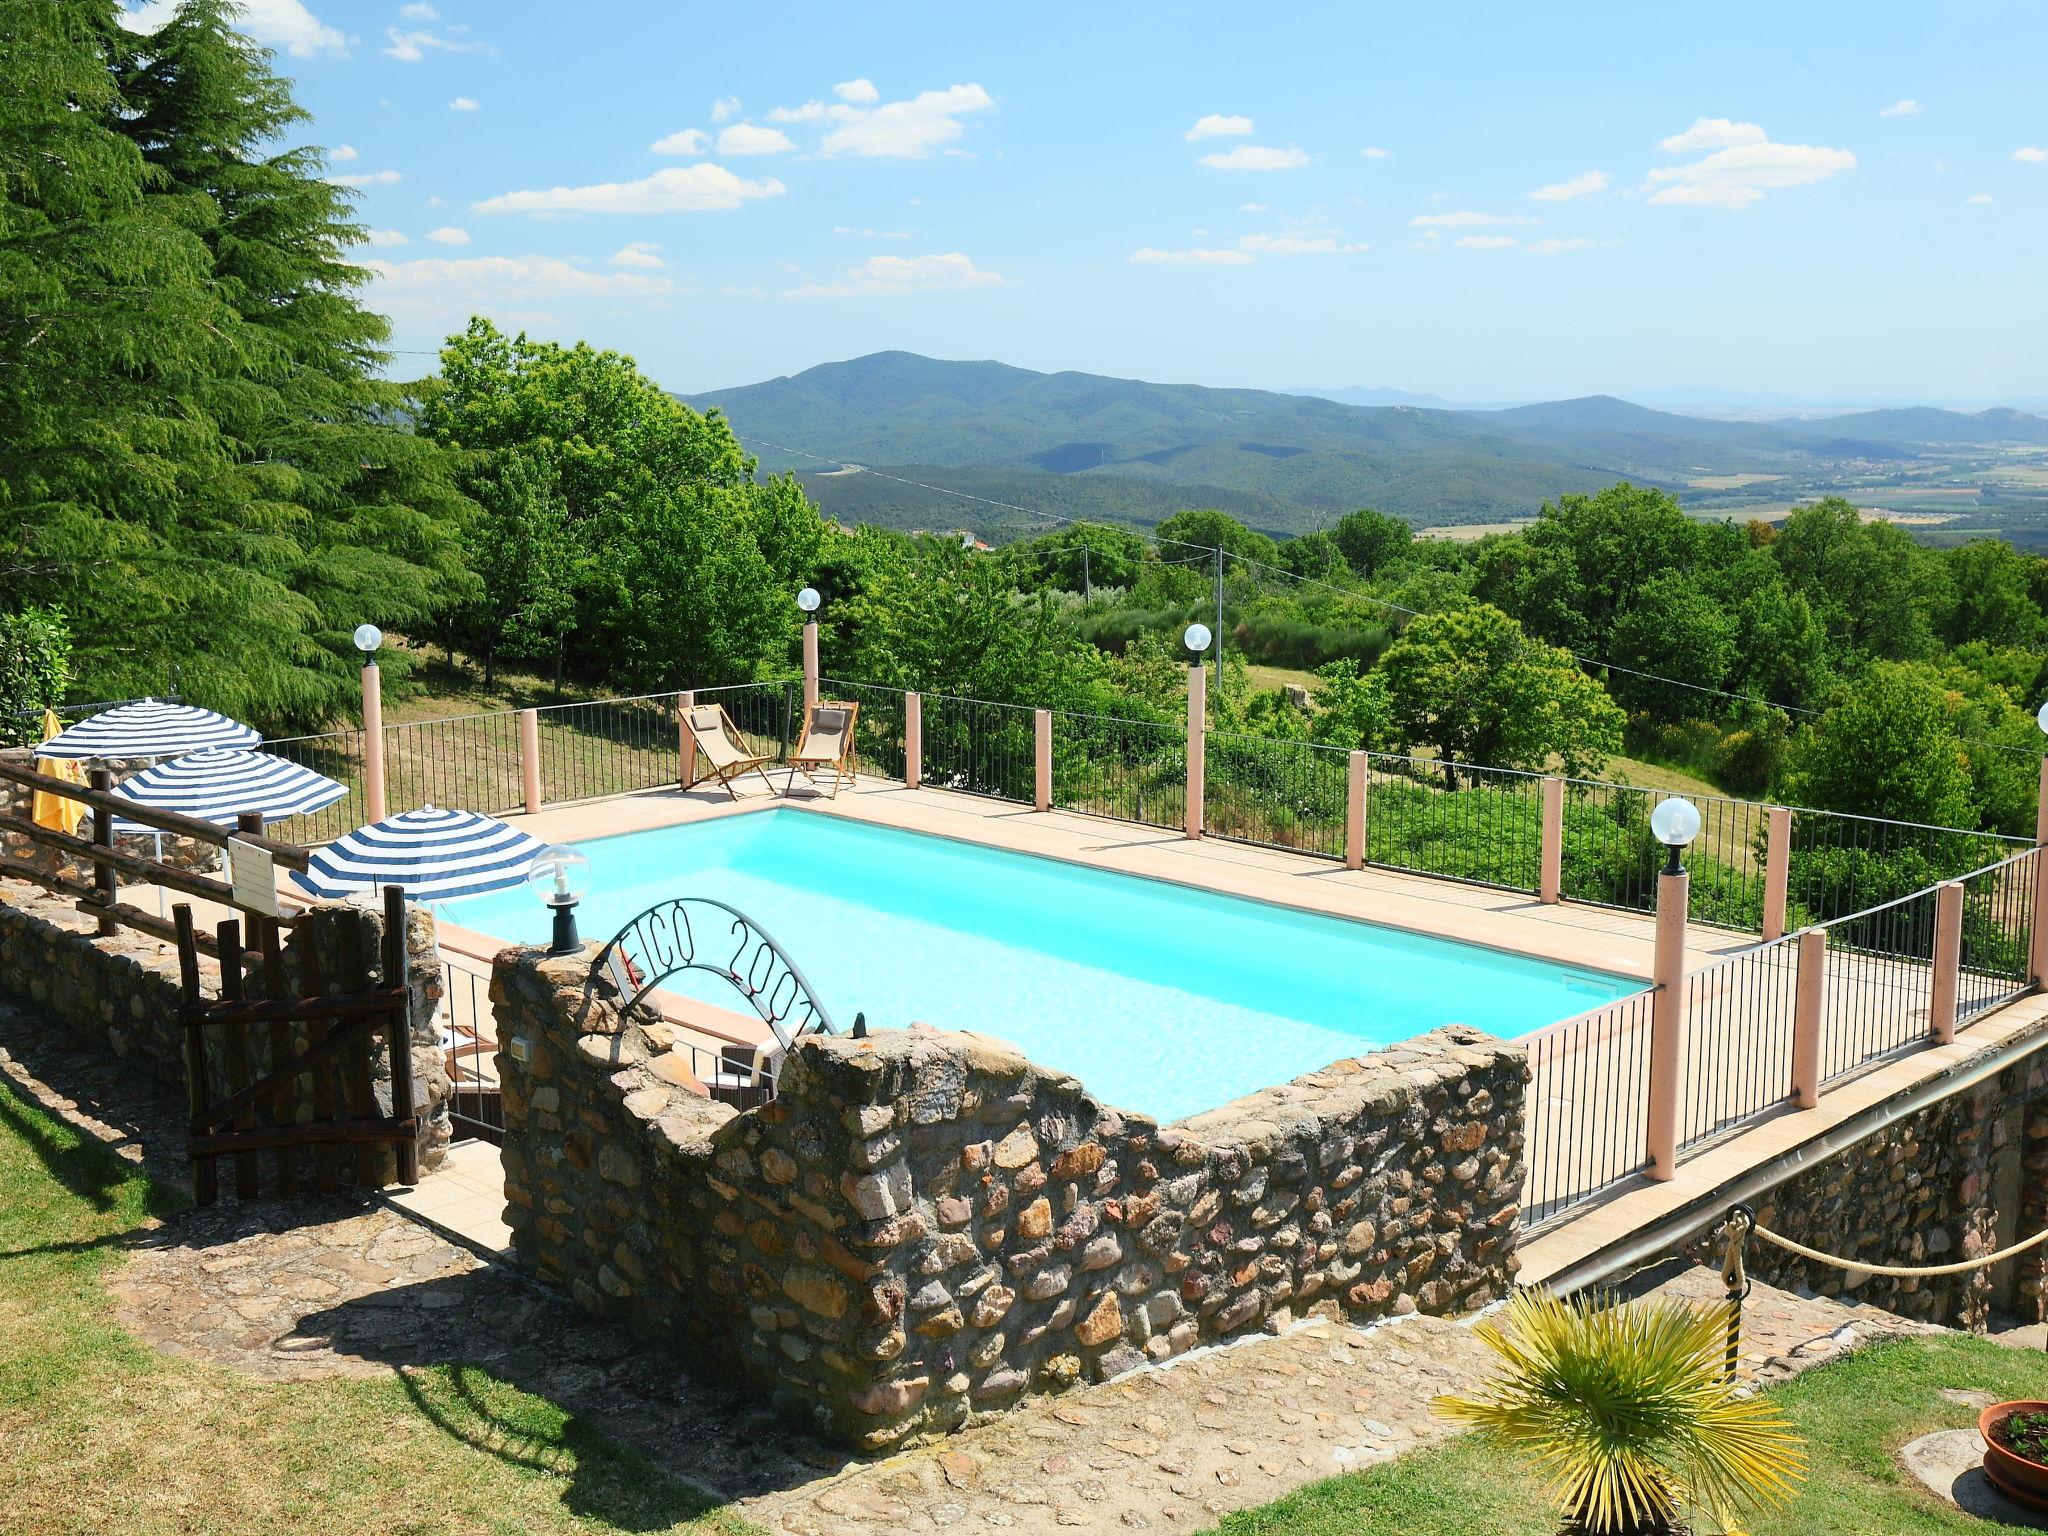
[{"xmin": 454, "ymin": 809, "xmax": 1642, "ymax": 1124}]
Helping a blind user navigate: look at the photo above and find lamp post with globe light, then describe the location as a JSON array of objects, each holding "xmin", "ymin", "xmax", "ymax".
[
  {"xmin": 1645, "ymin": 796, "xmax": 1701, "ymax": 1180},
  {"xmin": 355, "ymin": 623, "xmax": 387, "ymax": 822},
  {"xmin": 798, "ymin": 587, "xmax": 822, "ymax": 713},
  {"xmin": 1183, "ymin": 622, "xmax": 1212, "ymax": 840},
  {"xmin": 527, "ymin": 844, "xmax": 592, "ymax": 956}
]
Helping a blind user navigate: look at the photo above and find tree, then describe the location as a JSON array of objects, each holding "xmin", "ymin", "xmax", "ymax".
[
  {"xmin": 1152, "ymin": 509, "xmax": 1278, "ymax": 574},
  {"xmin": 1771, "ymin": 498, "xmax": 1952, "ymax": 663},
  {"xmin": 1330, "ymin": 508, "xmax": 1412, "ymax": 579},
  {"xmin": 1, "ymin": 0, "xmax": 472, "ymax": 732},
  {"xmin": 417, "ymin": 317, "xmax": 817, "ymax": 691},
  {"xmin": 1941, "ymin": 539, "xmax": 2046, "ymax": 651},
  {"xmin": 1277, "ymin": 529, "xmax": 1347, "ymax": 583},
  {"xmin": 1379, "ymin": 603, "xmax": 1625, "ymax": 782},
  {"xmin": 1780, "ymin": 662, "xmax": 1975, "ymax": 827},
  {"xmin": 1308, "ymin": 661, "xmax": 1395, "ymax": 751},
  {"xmin": 1605, "ymin": 574, "xmax": 1737, "ymax": 717},
  {"xmin": 0, "ymin": 606, "xmax": 71, "ymax": 743},
  {"xmin": 1006, "ymin": 522, "xmax": 1147, "ymax": 594}
]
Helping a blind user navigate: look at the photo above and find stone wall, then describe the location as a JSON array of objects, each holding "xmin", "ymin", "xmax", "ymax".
[
  {"xmin": 0, "ymin": 879, "xmax": 452, "ymax": 1177},
  {"xmin": 1685, "ymin": 1046, "xmax": 2048, "ymax": 1329},
  {"xmin": 492, "ymin": 945, "xmax": 1526, "ymax": 1449}
]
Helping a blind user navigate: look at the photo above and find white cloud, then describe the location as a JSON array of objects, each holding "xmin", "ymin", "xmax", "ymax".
[
  {"xmin": 1239, "ymin": 202, "xmax": 1271, "ymax": 213},
  {"xmin": 786, "ymin": 252, "xmax": 1004, "ymax": 298},
  {"xmin": 835, "ymin": 78, "xmax": 880, "ymax": 105},
  {"xmin": 331, "ymin": 168, "xmax": 402, "ymax": 188},
  {"xmin": 427, "ymin": 226, "xmax": 470, "ymax": 244},
  {"xmin": 449, "ymin": 96, "xmax": 479, "ymax": 112},
  {"xmin": 1647, "ymin": 132, "xmax": 1855, "ymax": 207},
  {"xmin": 1197, "ymin": 145, "xmax": 1309, "ymax": 171},
  {"xmin": 2015, "ymin": 146, "xmax": 2048, "ymax": 163},
  {"xmin": 1185, "ymin": 114, "xmax": 1254, "ymax": 141},
  {"xmin": 330, "ymin": 144, "xmax": 359, "ymax": 163},
  {"xmin": 1525, "ymin": 237, "xmax": 1610, "ymax": 255},
  {"xmin": 1528, "ymin": 169, "xmax": 1609, "ymax": 202},
  {"xmin": 364, "ymin": 255, "xmax": 675, "ymax": 327},
  {"xmin": 833, "ymin": 226, "xmax": 912, "ymax": 239},
  {"xmin": 1130, "ymin": 247, "xmax": 1255, "ymax": 265},
  {"xmin": 1966, "ymin": 193, "xmax": 1993, "ymax": 204},
  {"xmin": 718, "ymin": 122, "xmax": 797, "ymax": 155},
  {"xmin": 609, "ymin": 241, "xmax": 665, "ymax": 268},
  {"xmin": 1238, "ymin": 232, "xmax": 1367, "ymax": 255},
  {"xmin": 1360, "ymin": 146, "xmax": 1391, "ymax": 159},
  {"xmin": 711, "ymin": 95, "xmax": 742, "ymax": 123},
  {"xmin": 650, "ymin": 129, "xmax": 708, "ymax": 156},
  {"xmin": 398, "ymin": 1, "xmax": 437, "ymax": 17},
  {"xmin": 383, "ymin": 26, "xmax": 491, "ymax": 61},
  {"xmin": 820, "ymin": 83, "xmax": 996, "ymax": 158},
  {"xmin": 1408, "ymin": 210, "xmax": 1534, "ymax": 228},
  {"xmin": 767, "ymin": 101, "xmax": 830, "ymax": 123},
  {"xmin": 474, "ymin": 164, "xmax": 786, "ymax": 215},
  {"xmin": 1657, "ymin": 117, "xmax": 1768, "ymax": 153},
  {"xmin": 1456, "ymin": 235, "xmax": 1518, "ymax": 249},
  {"xmin": 363, "ymin": 229, "xmax": 409, "ymax": 247},
  {"xmin": 124, "ymin": 0, "xmax": 346, "ymax": 56},
  {"xmin": 1879, "ymin": 99, "xmax": 1922, "ymax": 118}
]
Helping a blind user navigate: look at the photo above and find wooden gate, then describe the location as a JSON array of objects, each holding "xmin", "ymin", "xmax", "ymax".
[{"xmin": 172, "ymin": 884, "xmax": 420, "ymax": 1204}]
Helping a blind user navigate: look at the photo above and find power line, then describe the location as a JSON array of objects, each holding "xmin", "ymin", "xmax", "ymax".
[{"xmin": 733, "ymin": 431, "xmax": 2040, "ymax": 759}]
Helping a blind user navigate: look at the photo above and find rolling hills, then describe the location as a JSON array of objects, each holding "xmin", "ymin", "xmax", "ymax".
[{"xmin": 681, "ymin": 352, "xmax": 2048, "ymax": 536}]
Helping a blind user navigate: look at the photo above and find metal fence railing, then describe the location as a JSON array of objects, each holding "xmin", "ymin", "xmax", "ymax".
[
  {"xmin": 260, "ymin": 727, "xmax": 375, "ymax": 843},
  {"xmin": 1522, "ymin": 986, "xmax": 1658, "ymax": 1228},
  {"xmin": 1677, "ymin": 934, "xmax": 1801, "ymax": 1154},
  {"xmin": 1560, "ymin": 780, "xmax": 1767, "ymax": 931},
  {"xmin": 1787, "ymin": 806, "xmax": 2024, "ymax": 929},
  {"xmin": 920, "ymin": 692, "xmax": 1036, "ymax": 802},
  {"xmin": 441, "ymin": 957, "xmax": 503, "ymax": 1145},
  {"xmin": 1364, "ymin": 754, "xmax": 1545, "ymax": 894},
  {"xmin": 380, "ymin": 710, "xmax": 526, "ymax": 817},
  {"xmin": 698, "ymin": 680, "xmax": 800, "ymax": 767},
  {"xmin": 535, "ymin": 691, "xmax": 683, "ymax": 804},
  {"xmin": 1204, "ymin": 732, "xmax": 1348, "ymax": 859},
  {"xmin": 819, "ymin": 678, "xmax": 909, "ymax": 781},
  {"xmin": 1958, "ymin": 846, "xmax": 2037, "ymax": 1024},
  {"xmin": 1817, "ymin": 886, "xmax": 1940, "ymax": 1087},
  {"xmin": 1049, "ymin": 710, "xmax": 1184, "ymax": 830}
]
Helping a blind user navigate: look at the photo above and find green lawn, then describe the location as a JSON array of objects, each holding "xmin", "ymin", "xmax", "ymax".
[
  {"xmin": 0, "ymin": 1076, "xmax": 748, "ymax": 1536},
  {"xmin": 1211, "ymin": 1333, "xmax": 2047, "ymax": 1536}
]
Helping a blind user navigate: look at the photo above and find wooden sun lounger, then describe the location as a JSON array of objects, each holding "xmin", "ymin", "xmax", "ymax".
[
  {"xmin": 784, "ymin": 700, "xmax": 860, "ymax": 799},
  {"xmin": 681, "ymin": 702, "xmax": 776, "ymax": 799}
]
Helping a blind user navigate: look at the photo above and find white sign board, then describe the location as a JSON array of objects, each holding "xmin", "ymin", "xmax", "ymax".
[{"xmin": 226, "ymin": 837, "xmax": 278, "ymax": 919}]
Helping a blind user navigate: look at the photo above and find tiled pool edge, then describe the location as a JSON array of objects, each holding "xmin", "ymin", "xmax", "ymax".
[{"xmin": 492, "ymin": 943, "xmax": 1527, "ymax": 1450}]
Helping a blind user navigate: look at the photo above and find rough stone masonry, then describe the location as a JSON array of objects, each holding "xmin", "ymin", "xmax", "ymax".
[{"xmin": 491, "ymin": 944, "xmax": 1527, "ymax": 1449}]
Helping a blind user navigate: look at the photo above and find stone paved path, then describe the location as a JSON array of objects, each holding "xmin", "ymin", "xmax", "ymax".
[{"xmin": 0, "ymin": 1000, "xmax": 1954, "ymax": 1534}]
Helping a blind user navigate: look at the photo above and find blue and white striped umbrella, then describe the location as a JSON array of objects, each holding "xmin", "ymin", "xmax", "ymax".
[
  {"xmin": 37, "ymin": 699, "xmax": 260, "ymax": 760},
  {"xmin": 289, "ymin": 806, "xmax": 545, "ymax": 903},
  {"xmin": 109, "ymin": 748, "xmax": 347, "ymax": 834}
]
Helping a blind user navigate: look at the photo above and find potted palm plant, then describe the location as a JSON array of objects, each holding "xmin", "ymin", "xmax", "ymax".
[{"xmin": 1435, "ymin": 1287, "xmax": 1806, "ymax": 1535}]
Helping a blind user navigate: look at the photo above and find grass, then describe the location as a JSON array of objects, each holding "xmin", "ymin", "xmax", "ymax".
[
  {"xmin": 0, "ymin": 1075, "xmax": 751, "ymax": 1536},
  {"xmin": 1208, "ymin": 1332, "xmax": 2048, "ymax": 1536}
]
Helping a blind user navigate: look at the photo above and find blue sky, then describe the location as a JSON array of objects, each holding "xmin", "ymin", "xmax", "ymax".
[{"xmin": 138, "ymin": 1, "xmax": 2048, "ymax": 402}]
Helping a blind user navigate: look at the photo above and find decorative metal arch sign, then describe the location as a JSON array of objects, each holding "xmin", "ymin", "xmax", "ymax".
[{"xmin": 592, "ymin": 896, "xmax": 835, "ymax": 1049}]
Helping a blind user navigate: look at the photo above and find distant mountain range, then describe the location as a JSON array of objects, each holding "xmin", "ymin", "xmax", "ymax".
[{"xmin": 681, "ymin": 352, "xmax": 2048, "ymax": 534}]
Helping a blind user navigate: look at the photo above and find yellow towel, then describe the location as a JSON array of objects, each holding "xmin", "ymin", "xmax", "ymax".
[{"xmin": 32, "ymin": 708, "xmax": 88, "ymax": 837}]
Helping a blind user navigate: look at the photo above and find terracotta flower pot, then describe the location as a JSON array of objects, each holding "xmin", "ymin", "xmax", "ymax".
[{"xmin": 1981, "ymin": 1401, "xmax": 2048, "ymax": 1512}]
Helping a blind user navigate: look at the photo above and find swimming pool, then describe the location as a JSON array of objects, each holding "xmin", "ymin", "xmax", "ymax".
[{"xmin": 454, "ymin": 808, "xmax": 1643, "ymax": 1123}]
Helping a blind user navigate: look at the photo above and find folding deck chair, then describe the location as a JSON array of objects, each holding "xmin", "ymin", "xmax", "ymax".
[
  {"xmin": 784, "ymin": 699, "xmax": 861, "ymax": 799},
  {"xmin": 680, "ymin": 702, "xmax": 776, "ymax": 798}
]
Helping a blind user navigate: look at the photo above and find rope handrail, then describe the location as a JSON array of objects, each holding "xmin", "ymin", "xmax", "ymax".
[{"xmin": 1748, "ymin": 1215, "xmax": 2048, "ymax": 1278}]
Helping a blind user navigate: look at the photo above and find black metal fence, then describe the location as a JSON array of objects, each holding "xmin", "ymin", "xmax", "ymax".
[
  {"xmin": 1363, "ymin": 754, "xmax": 1544, "ymax": 893},
  {"xmin": 1049, "ymin": 710, "xmax": 1184, "ymax": 830},
  {"xmin": 1817, "ymin": 886, "xmax": 1939, "ymax": 1087},
  {"xmin": 1204, "ymin": 732, "xmax": 1348, "ymax": 858},
  {"xmin": 1958, "ymin": 846, "xmax": 2037, "ymax": 1024},
  {"xmin": 1677, "ymin": 934, "xmax": 1801, "ymax": 1154},
  {"xmin": 920, "ymin": 692, "xmax": 1036, "ymax": 801},
  {"xmin": 535, "ymin": 691, "xmax": 683, "ymax": 804},
  {"xmin": 1522, "ymin": 986, "xmax": 1658, "ymax": 1228},
  {"xmin": 819, "ymin": 678, "xmax": 909, "ymax": 781}
]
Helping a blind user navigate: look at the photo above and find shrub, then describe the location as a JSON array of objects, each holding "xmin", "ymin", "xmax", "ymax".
[{"xmin": 0, "ymin": 607, "xmax": 72, "ymax": 747}]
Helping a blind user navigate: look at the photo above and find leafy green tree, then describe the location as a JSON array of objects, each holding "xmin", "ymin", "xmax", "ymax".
[
  {"xmin": 1605, "ymin": 574, "xmax": 1737, "ymax": 717},
  {"xmin": 1005, "ymin": 522, "xmax": 1147, "ymax": 593},
  {"xmin": 1771, "ymin": 498, "xmax": 1952, "ymax": 663},
  {"xmin": 1941, "ymin": 539, "xmax": 2046, "ymax": 651},
  {"xmin": 1152, "ymin": 509, "xmax": 1278, "ymax": 574},
  {"xmin": 1380, "ymin": 603, "xmax": 1625, "ymax": 782},
  {"xmin": 1330, "ymin": 508, "xmax": 1412, "ymax": 579},
  {"xmin": 1, "ymin": 0, "xmax": 471, "ymax": 732},
  {"xmin": 418, "ymin": 317, "xmax": 816, "ymax": 691},
  {"xmin": 1780, "ymin": 662, "xmax": 1975, "ymax": 826},
  {"xmin": 1277, "ymin": 529, "xmax": 1347, "ymax": 583},
  {"xmin": 1308, "ymin": 661, "xmax": 1395, "ymax": 751},
  {"xmin": 1709, "ymin": 551, "xmax": 1832, "ymax": 711},
  {"xmin": 0, "ymin": 606, "xmax": 71, "ymax": 743}
]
